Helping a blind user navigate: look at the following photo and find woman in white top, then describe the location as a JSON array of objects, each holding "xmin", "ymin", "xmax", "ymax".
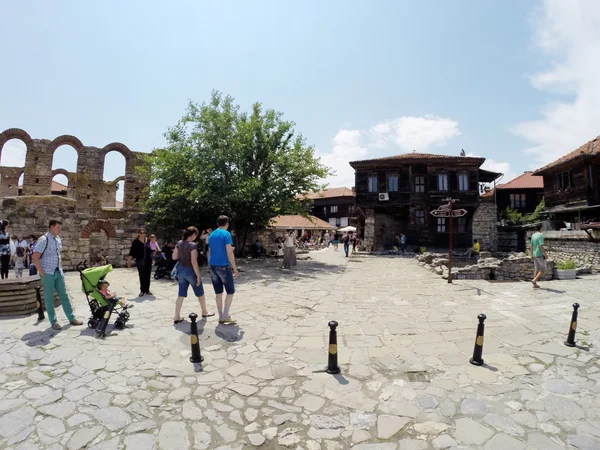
[{"xmin": 282, "ymin": 229, "xmax": 297, "ymax": 269}]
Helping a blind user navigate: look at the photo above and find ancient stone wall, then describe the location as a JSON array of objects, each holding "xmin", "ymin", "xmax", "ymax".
[
  {"xmin": 362, "ymin": 208, "xmax": 375, "ymax": 252},
  {"xmin": 0, "ymin": 128, "xmax": 148, "ymax": 269},
  {"xmin": 498, "ymin": 230, "xmax": 518, "ymax": 252},
  {"xmin": 526, "ymin": 230, "xmax": 600, "ymax": 268},
  {"xmin": 472, "ymin": 200, "xmax": 498, "ymax": 252}
]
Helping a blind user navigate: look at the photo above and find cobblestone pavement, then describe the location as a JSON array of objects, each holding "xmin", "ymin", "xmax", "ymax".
[{"xmin": 2, "ymin": 249, "xmax": 600, "ymax": 450}]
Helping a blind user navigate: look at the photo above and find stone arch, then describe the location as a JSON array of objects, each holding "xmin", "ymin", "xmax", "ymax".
[
  {"xmin": 48, "ymin": 135, "xmax": 84, "ymax": 154},
  {"xmin": 81, "ymin": 219, "xmax": 117, "ymax": 238},
  {"xmin": 101, "ymin": 142, "xmax": 133, "ymax": 160},
  {"xmin": 0, "ymin": 128, "xmax": 33, "ymax": 165},
  {"xmin": 113, "ymin": 175, "xmax": 125, "ymax": 183}
]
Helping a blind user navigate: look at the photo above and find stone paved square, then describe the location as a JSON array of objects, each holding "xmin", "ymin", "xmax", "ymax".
[{"xmin": 1, "ymin": 249, "xmax": 600, "ymax": 449}]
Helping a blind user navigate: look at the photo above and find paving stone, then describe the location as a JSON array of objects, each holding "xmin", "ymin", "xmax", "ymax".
[
  {"xmin": 483, "ymin": 413, "xmax": 525, "ymax": 436},
  {"xmin": 432, "ymin": 434, "xmax": 457, "ymax": 449},
  {"xmin": 67, "ymin": 413, "xmax": 92, "ymax": 427},
  {"xmin": 0, "ymin": 406, "xmax": 36, "ymax": 438},
  {"xmin": 543, "ymin": 379, "xmax": 581, "ymax": 395},
  {"xmin": 125, "ymin": 419, "xmax": 157, "ymax": 434},
  {"xmin": 37, "ymin": 417, "xmax": 66, "ymax": 444},
  {"xmin": 23, "ymin": 385, "xmax": 52, "ymax": 400},
  {"xmin": 38, "ymin": 401, "xmax": 76, "ymax": 419},
  {"xmin": 460, "ymin": 398, "xmax": 487, "ymax": 416},
  {"xmin": 158, "ymin": 421, "xmax": 189, "ymax": 449},
  {"xmin": 484, "ymin": 433, "xmax": 525, "ymax": 450},
  {"xmin": 227, "ymin": 383, "xmax": 258, "ymax": 397},
  {"xmin": 567, "ymin": 435, "xmax": 600, "ymax": 450},
  {"xmin": 91, "ymin": 406, "xmax": 132, "ymax": 431},
  {"xmin": 398, "ymin": 440, "xmax": 428, "ymax": 450},
  {"xmin": 295, "ymin": 394, "xmax": 326, "ymax": 412},
  {"xmin": 413, "ymin": 422, "xmax": 450, "ymax": 435},
  {"xmin": 89, "ymin": 436, "xmax": 121, "ymax": 450},
  {"xmin": 377, "ymin": 415, "xmax": 410, "ymax": 439},
  {"xmin": 248, "ymin": 433, "xmax": 266, "ymax": 446},
  {"xmin": 526, "ymin": 433, "xmax": 565, "ymax": 450},
  {"xmin": 543, "ymin": 393, "xmax": 585, "ymax": 420},
  {"xmin": 192, "ymin": 422, "xmax": 212, "ymax": 449},
  {"xmin": 67, "ymin": 426, "xmax": 104, "ymax": 450},
  {"xmin": 454, "ymin": 417, "xmax": 494, "ymax": 446},
  {"xmin": 216, "ymin": 423, "xmax": 238, "ymax": 443},
  {"xmin": 167, "ymin": 387, "xmax": 191, "ymax": 402},
  {"xmin": 124, "ymin": 433, "xmax": 156, "ymax": 450}
]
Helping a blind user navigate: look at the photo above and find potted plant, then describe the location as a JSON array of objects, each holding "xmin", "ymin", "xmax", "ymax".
[{"xmin": 554, "ymin": 259, "xmax": 577, "ymax": 280}]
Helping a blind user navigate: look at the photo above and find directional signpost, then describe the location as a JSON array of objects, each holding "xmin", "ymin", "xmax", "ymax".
[{"xmin": 430, "ymin": 198, "xmax": 467, "ymax": 284}]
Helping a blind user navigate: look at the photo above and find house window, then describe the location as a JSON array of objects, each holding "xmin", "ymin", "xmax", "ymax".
[
  {"xmin": 368, "ymin": 175, "xmax": 378, "ymax": 193},
  {"xmin": 348, "ymin": 205, "xmax": 356, "ymax": 214},
  {"xmin": 335, "ymin": 218, "xmax": 341, "ymax": 227},
  {"xmin": 437, "ymin": 173, "xmax": 448, "ymax": 191},
  {"xmin": 458, "ymin": 173, "xmax": 469, "ymax": 191},
  {"xmin": 589, "ymin": 165, "xmax": 594, "ymax": 188},
  {"xmin": 414, "ymin": 176, "xmax": 425, "ymax": 193},
  {"xmin": 330, "ymin": 205, "xmax": 338, "ymax": 213},
  {"xmin": 388, "ymin": 175, "xmax": 399, "ymax": 192},
  {"xmin": 509, "ymin": 194, "xmax": 526, "ymax": 209},
  {"xmin": 458, "ymin": 217, "xmax": 467, "ymax": 233},
  {"xmin": 437, "ymin": 218, "xmax": 446, "ymax": 232},
  {"xmin": 415, "ymin": 209, "xmax": 425, "ymax": 225},
  {"xmin": 556, "ymin": 170, "xmax": 571, "ymax": 189},
  {"xmin": 323, "ymin": 206, "xmax": 327, "ymax": 216}
]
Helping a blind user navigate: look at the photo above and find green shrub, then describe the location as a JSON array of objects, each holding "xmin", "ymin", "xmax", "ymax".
[
  {"xmin": 556, "ymin": 260, "xmax": 577, "ymax": 270},
  {"xmin": 419, "ymin": 247, "xmax": 426, "ymax": 254}
]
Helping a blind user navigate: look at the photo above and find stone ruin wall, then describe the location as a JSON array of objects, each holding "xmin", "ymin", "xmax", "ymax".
[
  {"xmin": 525, "ymin": 230, "xmax": 600, "ymax": 268},
  {"xmin": 472, "ymin": 199, "xmax": 498, "ymax": 252},
  {"xmin": 0, "ymin": 128, "xmax": 148, "ymax": 269}
]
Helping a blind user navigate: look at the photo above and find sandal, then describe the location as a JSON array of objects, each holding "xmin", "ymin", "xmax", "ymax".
[
  {"xmin": 51, "ymin": 323, "xmax": 61, "ymax": 330},
  {"xmin": 173, "ymin": 318, "xmax": 184, "ymax": 324},
  {"xmin": 202, "ymin": 312, "xmax": 215, "ymax": 318}
]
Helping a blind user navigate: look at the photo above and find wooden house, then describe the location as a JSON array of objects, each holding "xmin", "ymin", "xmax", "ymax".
[
  {"xmin": 349, "ymin": 152, "xmax": 500, "ymax": 251},
  {"xmin": 302, "ymin": 187, "xmax": 357, "ymax": 228},
  {"xmin": 533, "ymin": 136, "xmax": 600, "ymax": 223}
]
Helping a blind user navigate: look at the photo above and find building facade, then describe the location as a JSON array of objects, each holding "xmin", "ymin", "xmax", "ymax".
[
  {"xmin": 304, "ymin": 187, "xmax": 358, "ymax": 228},
  {"xmin": 494, "ymin": 171, "xmax": 545, "ymax": 216},
  {"xmin": 350, "ymin": 153, "xmax": 500, "ymax": 251},
  {"xmin": 533, "ymin": 135, "xmax": 600, "ymax": 223}
]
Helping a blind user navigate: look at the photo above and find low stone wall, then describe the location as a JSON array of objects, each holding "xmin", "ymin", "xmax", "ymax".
[
  {"xmin": 416, "ymin": 252, "xmax": 555, "ymax": 281},
  {"xmin": 526, "ymin": 230, "xmax": 600, "ymax": 268}
]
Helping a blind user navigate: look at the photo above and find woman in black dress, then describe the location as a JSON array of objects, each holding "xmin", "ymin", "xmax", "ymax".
[{"xmin": 127, "ymin": 228, "xmax": 153, "ymax": 297}]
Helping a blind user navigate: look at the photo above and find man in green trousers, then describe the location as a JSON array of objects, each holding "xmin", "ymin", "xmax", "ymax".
[{"xmin": 32, "ymin": 219, "xmax": 83, "ymax": 330}]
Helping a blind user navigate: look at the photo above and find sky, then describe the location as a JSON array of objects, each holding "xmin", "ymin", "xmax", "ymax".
[{"xmin": 1, "ymin": 0, "xmax": 600, "ymax": 199}]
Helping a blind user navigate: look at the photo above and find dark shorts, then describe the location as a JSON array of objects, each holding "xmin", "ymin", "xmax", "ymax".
[
  {"xmin": 210, "ymin": 265, "xmax": 235, "ymax": 295},
  {"xmin": 177, "ymin": 267, "xmax": 205, "ymax": 297}
]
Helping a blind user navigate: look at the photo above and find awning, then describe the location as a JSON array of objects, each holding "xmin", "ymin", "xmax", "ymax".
[{"xmin": 479, "ymin": 168, "xmax": 503, "ymax": 183}]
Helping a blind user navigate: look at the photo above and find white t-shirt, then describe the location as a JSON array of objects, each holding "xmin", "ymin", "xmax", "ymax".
[{"xmin": 284, "ymin": 236, "xmax": 295, "ymax": 248}]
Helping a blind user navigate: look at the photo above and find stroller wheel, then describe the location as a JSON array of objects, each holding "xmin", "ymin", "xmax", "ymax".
[
  {"xmin": 88, "ymin": 319, "xmax": 98, "ymax": 329},
  {"xmin": 114, "ymin": 319, "xmax": 125, "ymax": 330}
]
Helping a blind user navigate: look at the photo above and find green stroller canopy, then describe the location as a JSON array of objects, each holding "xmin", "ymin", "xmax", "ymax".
[{"xmin": 81, "ymin": 264, "xmax": 113, "ymax": 306}]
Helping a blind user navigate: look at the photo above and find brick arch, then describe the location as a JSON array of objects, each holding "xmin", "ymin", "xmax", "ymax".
[
  {"xmin": 0, "ymin": 128, "xmax": 33, "ymax": 164},
  {"xmin": 48, "ymin": 135, "xmax": 84, "ymax": 154},
  {"xmin": 51, "ymin": 168, "xmax": 71, "ymax": 178},
  {"xmin": 101, "ymin": 142, "xmax": 133, "ymax": 160},
  {"xmin": 81, "ymin": 219, "xmax": 117, "ymax": 239}
]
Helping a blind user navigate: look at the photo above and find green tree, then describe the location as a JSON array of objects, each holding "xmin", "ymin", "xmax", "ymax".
[{"xmin": 141, "ymin": 91, "xmax": 331, "ymax": 249}]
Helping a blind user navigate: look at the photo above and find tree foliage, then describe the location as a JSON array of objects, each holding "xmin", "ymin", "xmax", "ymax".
[
  {"xmin": 141, "ymin": 91, "xmax": 331, "ymax": 242},
  {"xmin": 501, "ymin": 198, "xmax": 546, "ymax": 225}
]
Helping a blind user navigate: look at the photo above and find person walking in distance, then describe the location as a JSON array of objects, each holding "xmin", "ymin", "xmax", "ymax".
[
  {"xmin": 127, "ymin": 229, "xmax": 154, "ymax": 297},
  {"xmin": 343, "ymin": 231, "xmax": 351, "ymax": 257},
  {"xmin": 172, "ymin": 226, "xmax": 214, "ymax": 324},
  {"xmin": 530, "ymin": 224, "xmax": 547, "ymax": 288},
  {"xmin": 208, "ymin": 216, "xmax": 239, "ymax": 324},
  {"xmin": 400, "ymin": 233, "xmax": 407, "ymax": 254},
  {"xmin": 0, "ymin": 220, "xmax": 11, "ymax": 279},
  {"xmin": 32, "ymin": 219, "xmax": 83, "ymax": 330},
  {"xmin": 282, "ymin": 229, "xmax": 297, "ymax": 269}
]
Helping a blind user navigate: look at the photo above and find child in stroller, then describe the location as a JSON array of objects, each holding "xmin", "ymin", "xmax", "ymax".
[
  {"xmin": 78, "ymin": 261, "xmax": 132, "ymax": 337},
  {"xmin": 98, "ymin": 281, "xmax": 134, "ymax": 310}
]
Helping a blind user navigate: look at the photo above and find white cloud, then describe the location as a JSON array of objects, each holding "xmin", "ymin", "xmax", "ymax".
[
  {"xmin": 317, "ymin": 129, "xmax": 367, "ymax": 188},
  {"xmin": 0, "ymin": 139, "xmax": 26, "ymax": 167},
  {"xmin": 318, "ymin": 115, "xmax": 463, "ymax": 188},
  {"xmin": 370, "ymin": 115, "xmax": 462, "ymax": 151},
  {"xmin": 513, "ymin": 0, "xmax": 600, "ymax": 168}
]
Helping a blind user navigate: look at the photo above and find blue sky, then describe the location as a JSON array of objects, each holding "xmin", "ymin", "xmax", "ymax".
[{"xmin": 2, "ymin": 1, "xmax": 599, "ymax": 195}]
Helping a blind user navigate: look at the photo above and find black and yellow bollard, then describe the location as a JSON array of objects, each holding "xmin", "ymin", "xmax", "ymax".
[
  {"xmin": 189, "ymin": 313, "xmax": 204, "ymax": 363},
  {"xmin": 95, "ymin": 304, "xmax": 115, "ymax": 338},
  {"xmin": 35, "ymin": 286, "xmax": 45, "ymax": 321},
  {"xmin": 469, "ymin": 313, "xmax": 486, "ymax": 366},
  {"xmin": 326, "ymin": 320, "xmax": 341, "ymax": 374},
  {"xmin": 564, "ymin": 303, "xmax": 580, "ymax": 347}
]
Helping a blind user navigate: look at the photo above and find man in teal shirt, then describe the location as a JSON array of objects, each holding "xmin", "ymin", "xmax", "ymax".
[{"xmin": 530, "ymin": 224, "xmax": 547, "ymax": 288}]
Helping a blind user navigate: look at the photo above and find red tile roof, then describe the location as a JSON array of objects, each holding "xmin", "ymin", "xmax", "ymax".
[
  {"xmin": 533, "ymin": 136, "xmax": 599, "ymax": 174},
  {"xmin": 302, "ymin": 187, "xmax": 355, "ymax": 200},
  {"xmin": 481, "ymin": 188, "xmax": 495, "ymax": 198},
  {"xmin": 350, "ymin": 152, "xmax": 485, "ymax": 166},
  {"xmin": 496, "ymin": 172, "xmax": 544, "ymax": 190},
  {"xmin": 269, "ymin": 215, "xmax": 336, "ymax": 230}
]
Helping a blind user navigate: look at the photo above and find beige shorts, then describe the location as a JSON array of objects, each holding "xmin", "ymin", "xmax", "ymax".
[{"xmin": 533, "ymin": 256, "xmax": 547, "ymax": 272}]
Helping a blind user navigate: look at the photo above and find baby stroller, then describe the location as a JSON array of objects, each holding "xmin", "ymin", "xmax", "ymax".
[
  {"xmin": 77, "ymin": 261, "xmax": 131, "ymax": 337},
  {"xmin": 154, "ymin": 253, "xmax": 176, "ymax": 280}
]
